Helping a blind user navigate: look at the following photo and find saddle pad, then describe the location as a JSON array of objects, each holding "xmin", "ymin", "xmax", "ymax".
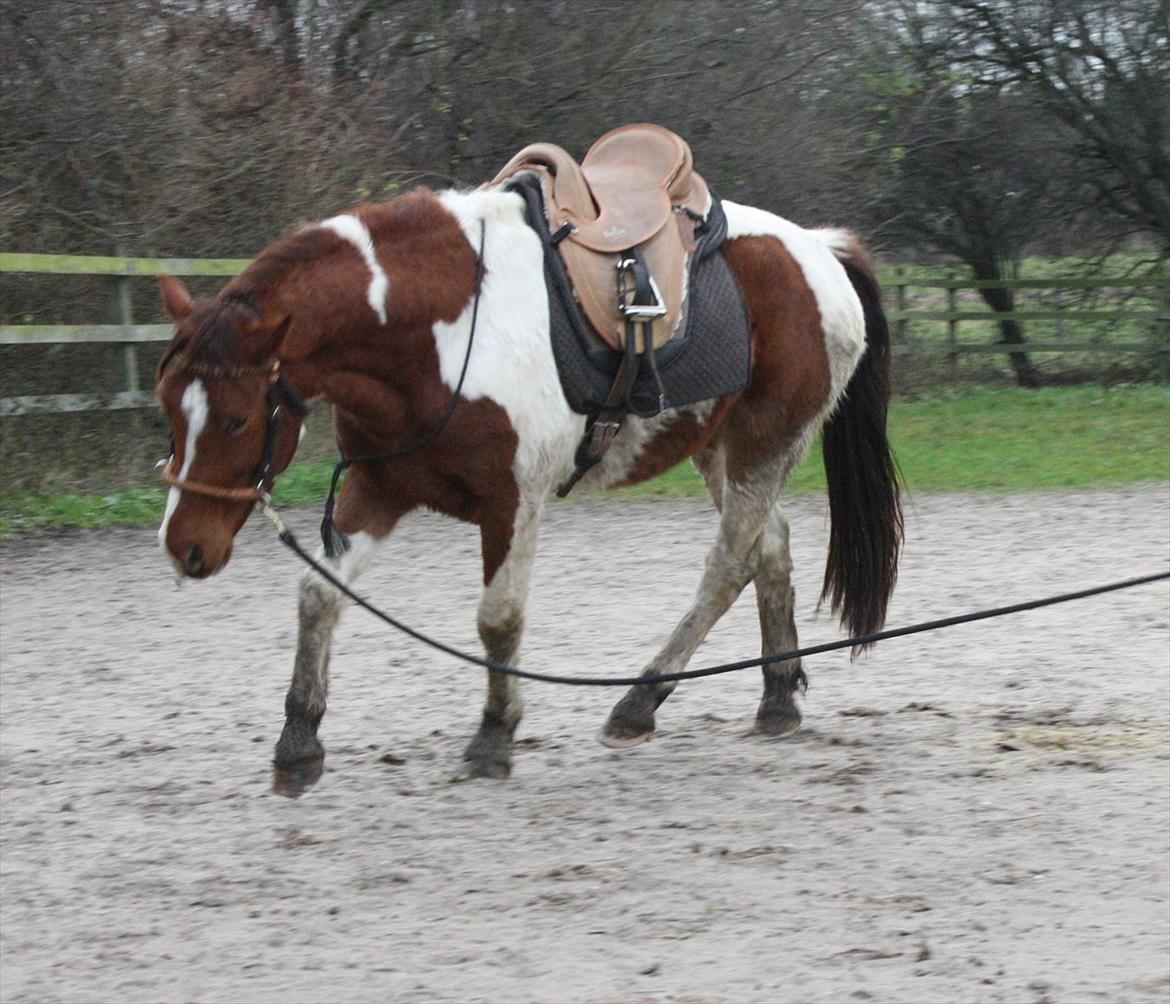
[{"xmin": 510, "ymin": 176, "xmax": 751, "ymax": 417}]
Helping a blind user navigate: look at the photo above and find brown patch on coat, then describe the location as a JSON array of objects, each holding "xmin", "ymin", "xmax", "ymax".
[
  {"xmin": 718, "ymin": 236, "xmax": 833, "ymax": 483},
  {"xmin": 609, "ymin": 403, "xmax": 737, "ymax": 489},
  {"xmin": 156, "ymin": 189, "xmax": 522, "ymax": 583}
]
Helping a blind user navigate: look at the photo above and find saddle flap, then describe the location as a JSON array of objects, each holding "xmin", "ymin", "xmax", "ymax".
[
  {"xmin": 569, "ymin": 163, "xmax": 673, "ymax": 253},
  {"xmin": 558, "ymin": 225, "xmax": 688, "ymax": 352}
]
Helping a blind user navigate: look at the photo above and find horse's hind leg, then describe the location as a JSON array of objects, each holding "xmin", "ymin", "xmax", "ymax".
[
  {"xmin": 273, "ymin": 533, "xmax": 382, "ymax": 774},
  {"xmin": 459, "ymin": 496, "xmax": 542, "ymax": 780},
  {"xmin": 600, "ymin": 459, "xmax": 781, "ymax": 746},
  {"xmin": 692, "ymin": 450, "xmax": 804, "ymax": 734},
  {"xmin": 752, "ymin": 505, "xmax": 806, "ymax": 736}
]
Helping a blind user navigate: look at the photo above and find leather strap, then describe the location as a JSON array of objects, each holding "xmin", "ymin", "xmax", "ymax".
[
  {"xmin": 160, "ymin": 372, "xmax": 305, "ymax": 505},
  {"xmin": 554, "ymin": 300, "xmax": 643, "ymax": 499}
]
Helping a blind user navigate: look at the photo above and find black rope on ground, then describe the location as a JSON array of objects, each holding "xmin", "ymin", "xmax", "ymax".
[{"xmin": 268, "ymin": 513, "xmax": 1169, "ymax": 688}]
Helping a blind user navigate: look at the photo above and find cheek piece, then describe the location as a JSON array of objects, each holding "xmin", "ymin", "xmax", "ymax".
[{"xmin": 161, "ymin": 359, "xmax": 308, "ymax": 504}]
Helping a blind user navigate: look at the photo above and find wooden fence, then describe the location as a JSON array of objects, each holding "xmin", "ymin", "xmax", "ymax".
[
  {"xmin": 885, "ymin": 269, "xmax": 1169, "ymax": 361},
  {"xmin": 2, "ymin": 253, "xmax": 1167, "ymax": 417},
  {"xmin": 0, "ymin": 253, "xmax": 250, "ymax": 417}
]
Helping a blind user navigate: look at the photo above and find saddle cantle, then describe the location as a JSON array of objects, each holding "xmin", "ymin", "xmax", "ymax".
[{"xmin": 489, "ymin": 123, "xmax": 711, "ymax": 353}]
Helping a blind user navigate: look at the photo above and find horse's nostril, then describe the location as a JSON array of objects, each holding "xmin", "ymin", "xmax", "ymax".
[{"xmin": 185, "ymin": 545, "xmax": 204, "ymax": 575}]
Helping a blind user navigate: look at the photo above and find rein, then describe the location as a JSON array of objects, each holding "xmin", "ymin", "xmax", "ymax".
[{"xmin": 318, "ymin": 218, "xmax": 488, "ymax": 557}]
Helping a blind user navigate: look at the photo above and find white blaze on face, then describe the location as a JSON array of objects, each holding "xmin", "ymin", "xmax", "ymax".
[
  {"xmin": 158, "ymin": 378, "xmax": 209, "ymax": 549},
  {"xmin": 320, "ymin": 214, "xmax": 389, "ymax": 325}
]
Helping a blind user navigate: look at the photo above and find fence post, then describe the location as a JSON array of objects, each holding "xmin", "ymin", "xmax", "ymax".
[
  {"xmin": 946, "ymin": 273, "xmax": 958, "ymax": 368},
  {"xmin": 1160, "ymin": 263, "xmax": 1170, "ymax": 384},
  {"xmin": 110, "ymin": 269, "xmax": 146, "ymax": 477},
  {"xmin": 113, "ymin": 275, "xmax": 139, "ymax": 393},
  {"xmin": 893, "ymin": 269, "xmax": 908, "ymax": 345}
]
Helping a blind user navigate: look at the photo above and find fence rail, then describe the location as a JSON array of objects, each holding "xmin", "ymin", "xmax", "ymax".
[
  {"xmin": 885, "ymin": 267, "xmax": 1168, "ymax": 360},
  {"xmin": 2, "ymin": 253, "xmax": 1168, "ymax": 416}
]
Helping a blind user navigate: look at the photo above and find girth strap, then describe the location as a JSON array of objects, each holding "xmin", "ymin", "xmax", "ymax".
[{"xmin": 555, "ymin": 249, "xmax": 668, "ymax": 498}]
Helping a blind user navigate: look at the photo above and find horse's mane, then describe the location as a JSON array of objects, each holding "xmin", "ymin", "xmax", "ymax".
[{"xmin": 159, "ymin": 225, "xmax": 341, "ymax": 376}]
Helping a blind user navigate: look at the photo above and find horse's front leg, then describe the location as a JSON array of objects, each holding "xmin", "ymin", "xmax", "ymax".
[
  {"xmin": 273, "ymin": 532, "xmax": 384, "ymax": 785},
  {"xmin": 460, "ymin": 496, "xmax": 543, "ymax": 780}
]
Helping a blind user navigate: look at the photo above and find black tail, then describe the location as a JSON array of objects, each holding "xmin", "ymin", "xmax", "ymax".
[{"xmin": 820, "ymin": 253, "xmax": 904, "ymax": 643}]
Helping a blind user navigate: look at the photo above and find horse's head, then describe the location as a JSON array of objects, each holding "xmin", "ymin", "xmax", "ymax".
[{"xmin": 155, "ymin": 275, "xmax": 305, "ymax": 578}]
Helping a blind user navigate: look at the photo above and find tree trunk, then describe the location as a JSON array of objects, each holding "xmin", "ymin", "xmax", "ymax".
[{"xmin": 973, "ymin": 261, "xmax": 1041, "ymax": 388}]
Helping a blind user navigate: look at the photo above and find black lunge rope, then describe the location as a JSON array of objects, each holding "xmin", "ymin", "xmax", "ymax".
[{"xmin": 261, "ymin": 502, "xmax": 1168, "ymax": 688}]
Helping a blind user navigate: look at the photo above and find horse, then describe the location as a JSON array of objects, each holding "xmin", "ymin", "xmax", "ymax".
[{"xmin": 155, "ymin": 175, "xmax": 902, "ymax": 785}]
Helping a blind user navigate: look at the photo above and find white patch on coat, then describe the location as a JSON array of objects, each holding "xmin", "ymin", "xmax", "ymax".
[
  {"xmin": 320, "ymin": 214, "xmax": 389, "ymax": 326},
  {"xmin": 722, "ymin": 201, "xmax": 866, "ymax": 400},
  {"xmin": 301, "ymin": 530, "xmax": 382, "ymax": 600},
  {"xmin": 433, "ymin": 189, "xmax": 581, "ymax": 494},
  {"xmin": 158, "ymin": 378, "xmax": 208, "ymax": 548},
  {"xmin": 433, "ymin": 189, "xmax": 727, "ymax": 494},
  {"xmin": 808, "ymin": 227, "xmax": 857, "ymax": 258}
]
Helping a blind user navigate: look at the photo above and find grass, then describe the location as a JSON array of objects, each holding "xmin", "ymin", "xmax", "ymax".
[{"xmin": 1, "ymin": 386, "xmax": 1167, "ymax": 537}]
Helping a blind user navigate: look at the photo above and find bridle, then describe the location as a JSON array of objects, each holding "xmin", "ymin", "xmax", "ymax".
[
  {"xmin": 160, "ymin": 356, "xmax": 308, "ymax": 504},
  {"xmin": 162, "ymin": 217, "xmax": 485, "ymax": 541}
]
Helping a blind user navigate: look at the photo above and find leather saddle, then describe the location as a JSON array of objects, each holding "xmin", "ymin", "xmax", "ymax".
[{"xmin": 489, "ymin": 123, "xmax": 710, "ymax": 353}]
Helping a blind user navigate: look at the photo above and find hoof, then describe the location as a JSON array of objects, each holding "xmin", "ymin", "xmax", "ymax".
[
  {"xmin": 752, "ymin": 696, "xmax": 802, "ymax": 738},
  {"xmin": 272, "ymin": 755, "xmax": 324, "ymax": 798},
  {"xmin": 598, "ymin": 727, "xmax": 654, "ymax": 749},
  {"xmin": 454, "ymin": 756, "xmax": 512, "ymax": 781},
  {"xmin": 601, "ymin": 690, "xmax": 662, "ymax": 748},
  {"xmin": 460, "ymin": 722, "xmax": 513, "ymax": 781},
  {"xmin": 750, "ymin": 715, "xmax": 802, "ymax": 738}
]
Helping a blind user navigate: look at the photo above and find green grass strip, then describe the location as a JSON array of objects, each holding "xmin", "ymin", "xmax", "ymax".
[{"xmin": 2, "ymin": 386, "xmax": 1167, "ymax": 537}]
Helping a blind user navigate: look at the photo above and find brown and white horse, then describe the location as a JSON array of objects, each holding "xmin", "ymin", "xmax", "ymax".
[{"xmin": 155, "ymin": 185, "xmax": 902, "ymax": 783}]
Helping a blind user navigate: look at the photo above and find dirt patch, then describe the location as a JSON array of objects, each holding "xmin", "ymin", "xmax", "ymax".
[{"xmin": 1, "ymin": 487, "xmax": 1168, "ymax": 1003}]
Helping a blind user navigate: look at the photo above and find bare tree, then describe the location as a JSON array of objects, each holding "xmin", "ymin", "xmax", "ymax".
[
  {"xmin": 838, "ymin": 4, "xmax": 1079, "ymax": 385},
  {"xmin": 951, "ymin": 0, "xmax": 1170, "ymax": 250}
]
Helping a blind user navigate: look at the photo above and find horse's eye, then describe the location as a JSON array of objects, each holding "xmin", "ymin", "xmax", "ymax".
[{"xmin": 225, "ymin": 418, "xmax": 247, "ymax": 436}]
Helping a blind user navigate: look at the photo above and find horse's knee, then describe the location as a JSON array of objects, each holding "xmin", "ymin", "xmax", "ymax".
[
  {"xmin": 298, "ymin": 572, "xmax": 342, "ymax": 631},
  {"xmin": 477, "ymin": 601, "xmax": 525, "ymax": 663}
]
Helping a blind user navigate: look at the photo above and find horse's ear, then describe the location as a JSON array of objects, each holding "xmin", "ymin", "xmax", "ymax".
[{"xmin": 159, "ymin": 274, "xmax": 193, "ymax": 321}]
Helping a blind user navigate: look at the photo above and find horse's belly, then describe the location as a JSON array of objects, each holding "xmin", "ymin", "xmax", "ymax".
[{"xmin": 578, "ymin": 400, "xmax": 727, "ymax": 491}]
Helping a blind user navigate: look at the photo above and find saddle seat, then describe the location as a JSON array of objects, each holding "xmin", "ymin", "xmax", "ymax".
[{"xmin": 489, "ymin": 123, "xmax": 710, "ymax": 352}]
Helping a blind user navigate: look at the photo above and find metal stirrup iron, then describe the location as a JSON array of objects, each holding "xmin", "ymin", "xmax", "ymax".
[{"xmin": 556, "ymin": 250, "xmax": 668, "ymax": 498}]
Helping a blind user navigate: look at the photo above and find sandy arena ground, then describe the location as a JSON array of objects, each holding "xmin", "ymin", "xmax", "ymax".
[{"xmin": 1, "ymin": 486, "xmax": 1168, "ymax": 1004}]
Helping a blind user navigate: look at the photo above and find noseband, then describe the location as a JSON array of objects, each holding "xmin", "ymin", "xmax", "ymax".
[{"xmin": 161, "ymin": 357, "xmax": 308, "ymax": 504}]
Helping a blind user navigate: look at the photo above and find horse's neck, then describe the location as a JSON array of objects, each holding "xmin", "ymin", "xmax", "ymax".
[{"xmin": 263, "ymin": 193, "xmax": 481, "ymax": 417}]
